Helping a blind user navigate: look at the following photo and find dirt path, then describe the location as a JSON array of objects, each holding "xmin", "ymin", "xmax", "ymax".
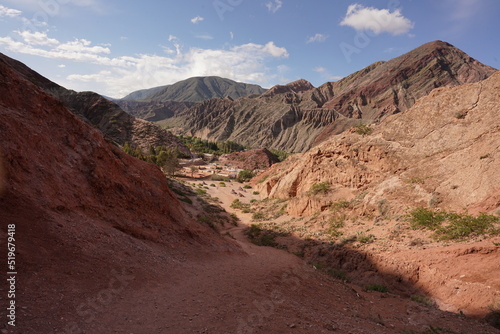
[{"xmin": 76, "ymin": 180, "xmax": 498, "ymax": 334}]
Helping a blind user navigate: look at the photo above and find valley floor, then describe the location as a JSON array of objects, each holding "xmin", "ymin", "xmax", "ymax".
[
  {"xmin": 8, "ymin": 178, "xmax": 498, "ymax": 334},
  {"xmin": 84, "ymin": 178, "xmax": 495, "ymax": 334}
]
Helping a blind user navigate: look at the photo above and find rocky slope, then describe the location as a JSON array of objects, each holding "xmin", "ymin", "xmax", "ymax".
[
  {"xmin": 0, "ymin": 52, "xmax": 189, "ymax": 154},
  {"xmin": 121, "ymin": 76, "xmax": 266, "ymax": 102},
  {"xmin": 251, "ymin": 72, "xmax": 500, "ymax": 320},
  {"xmin": 166, "ymin": 41, "xmax": 496, "ymax": 152},
  {"xmin": 218, "ymin": 148, "xmax": 280, "ymax": 170},
  {"xmin": 255, "ymin": 71, "xmax": 500, "ymax": 216},
  {"xmin": 0, "ymin": 51, "xmax": 238, "ymax": 333},
  {"xmin": 115, "ymin": 99, "xmax": 195, "ymax": 122}
]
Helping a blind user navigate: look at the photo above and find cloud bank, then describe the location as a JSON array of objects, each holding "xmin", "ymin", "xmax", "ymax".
[
  {"xmin": 340, "ymin": 4, "xmax": 414, "ymax": 35},
  {"xmin": 0, "ymin": 5, "xmax": 22, "ymax": 17},
  {"xmin": 0, "ymin": 30, "xmax": 289, "ymax": 97}
]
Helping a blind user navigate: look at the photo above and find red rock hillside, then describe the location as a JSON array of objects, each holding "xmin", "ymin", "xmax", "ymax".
[
  {"xmin": 0, "ymin": 51, "xmax": 237, "ymax": 333},
  {"xmin": 218, "ymin": 148, "xmax": 280, "ymax": 170}
]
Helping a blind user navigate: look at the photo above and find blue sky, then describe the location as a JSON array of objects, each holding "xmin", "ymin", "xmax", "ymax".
[{"xmin": 0, "ymin": 0, "xmax": 498, "ymax": 98}]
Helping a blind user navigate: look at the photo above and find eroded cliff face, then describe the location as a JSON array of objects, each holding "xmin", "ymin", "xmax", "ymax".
[
  {"xmin": 255, "ymin": 71, "xmax": 500, "ymax": 217},
  {"xmin": 166, "ymin": 41, "xmax": 496, "ymax": 152}
]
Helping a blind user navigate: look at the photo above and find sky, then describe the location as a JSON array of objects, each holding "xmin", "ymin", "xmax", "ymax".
[{"xmin": 0, "ymin": 0, "xmax": 498, "ymax": 98}]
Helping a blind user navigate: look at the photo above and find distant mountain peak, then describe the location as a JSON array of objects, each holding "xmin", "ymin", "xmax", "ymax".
[
  {"xmin": 121, "ymin": 76, "xmax": 266, "ymax": 103},
  {"xmin": 286, "ymin": 79, "xmax": 315, "ymax": 92}
]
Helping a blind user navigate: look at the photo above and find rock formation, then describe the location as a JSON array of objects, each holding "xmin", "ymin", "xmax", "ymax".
[
  {"xmin": 255, "ymin": 71, "xmax": 500, "ymax": 217},
  {"xmin": 165, "ymin": 41, "xmax": 496, "ymax": 152},
  {"xmin": 218, "ymin": 148, "xmax": 280, "ymax": 170}
]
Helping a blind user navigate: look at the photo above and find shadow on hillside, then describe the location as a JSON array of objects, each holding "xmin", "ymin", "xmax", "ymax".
[{"xmin": 242, "ymin": 223, "xmax": 499, "ymax": 329}]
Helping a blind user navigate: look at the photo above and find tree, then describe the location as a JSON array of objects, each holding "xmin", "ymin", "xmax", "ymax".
[
  {"xmin": 237, "ymin": 169, "xmax": 256, "ymax": 182},
  {"xmin": 158, "ymin": 150, "xmax": 180, "ymax": 176},
  {"xmin": 190, "ymin": 166, "xmax": 197, "ymax": 177}
]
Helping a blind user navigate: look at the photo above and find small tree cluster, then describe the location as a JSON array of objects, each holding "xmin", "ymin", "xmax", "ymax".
[
  {"xmin": 237, "ymin": 169, "xmax": 256, "ymax": 182},
  {"xmin": 178, "ymin": 136, "xmax": 246, "ymax": 155},
  {"xmin": 123, "ymin": 142, "xmax": 180, "ymax": 176}
]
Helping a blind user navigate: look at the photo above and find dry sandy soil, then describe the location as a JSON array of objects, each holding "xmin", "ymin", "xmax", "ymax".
[
  {"xmin": 2, "ymin": 176, "xmax": 498, "ymax": 334},
  {"xmin": 125, "ymin": 177, "xmax": 497, "ymax": 334}
]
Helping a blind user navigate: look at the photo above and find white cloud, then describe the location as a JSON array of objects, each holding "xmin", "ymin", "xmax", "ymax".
[
  {"xmin": 0, "ymin": 33, "xmax": 120, "ymax": 66},
  {"xmin": 266, "ymin": 0, "xmax": 283, "ymax": 13},
  {"xmin": 0, "ymin": 5, "xmax": 21, "ymax": 17},
  {"xmin": 313, "ymin": 67, "xmax": 326, "ymax": 73},
  {"xmin": 340, "ymin": 4, "xmax": 414, "ymax": 35},
  {"xmin": 67, "ymin": 70, "xmax": 111, "ymax": 82},
  {"xmin": 15, "ymin": 30, "xmax": 59, "ymax": 46},
  {"xmin": 168, "ymin": 35, "xmax": 178, "ymax": 42},
  {"xmin": 190, "ymin": 16, "xmax": 204, "ymax": 24},
  {"xmin": 230, "ymin": 31, "xmax": 234, "ymax": 40},
  {"xmin": 306, "ymin": 33, "xmax": 328, "ymax": 44},
  {"xmin": 58, "ymin": 64, "xmax": 66, "ymax": 68},
  {"xmin": 233, "ymin": 41, "xmax": 289, "ymax": 58},
  {"xmin": 0, "ymin": 30, "xmax": 289, "ymax": 97},
  {"xmin": 55, "ymin": 39, "xmax": 111, "ymax": 55}
]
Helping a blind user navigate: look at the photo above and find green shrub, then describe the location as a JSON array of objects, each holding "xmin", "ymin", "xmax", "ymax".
[
  {"xmin": 230, "ymin": 213, "xmax": 239, "ymax": 226},
  {"xmin": 408, "ymin": 207, "xmax": 499, "ymax": 240},
  {"xmin": 308, "ymin": 182, "xmax": 331, "ymax": 195},
  {"xmin": 252, "ymin": 211, "xmax": 266, "ymax": 221},
  {"xmin": 197, "ymin": 216, "xmax": 215, "ymax": 229},
  {"xmin": 365, "ymin": 284, "xmax": 388, "ymax": 293},
  {"xmin": 237, "ymin": 170, "xmax": 256, "ymax": 182},
  {"xmin": 326, "ymin": 268, "xmax": 350, "ymax": 282},
  {"xmin": 330, "ymin": 200, "xmax": 351, "ymax": 212},
  {"xmin": 171, "ymin": 187, "xmax": 187, "ymax": 196},
  {"xmin": 253, "ymin": 191, "xmax": 260, "ymax": 195},
  {"xmin": 230, "ymin": 199, "xmax": 251, "ymax": 211},
  {"xmin": 231, "ymin": 199, "xmax": 243, "ymax": 209},
  {"xmin": 410, "ymin": 295, "xmax": 435, "ymax": 307},
  {"xmin": 357, "ymin": 232, "xmax": 376, "ymax": 244},
  {"xmin": 327, "ymin": 215, "xmax": 345, "ymax": 238},
  {"xmin": 353, "ymin": 123, "xmax": 373, "ymax": 136},
  {"xmin": 408, "ymin": 207, "xmax": 447, "ymax": 230},
  {"xmin": 435, "ymin": 212, "xmax": 499, "ymax": 240},
  {"xmin": 211, "ymin": 174, "xmax": 230, "ymax": 182},
  {"xmin": 245, "ymin": 224, "xmax": 278, "ymax": 247},
  {"xmin": 195, "ymin": 188, "xmax": 207, "ymax": 196},
  {"xmin": 243, "ymin": 185, "xmax": 252, "ymax": 189},
  {"xmin": 178, "ymin": 197, "xmax": 193, "ymax": 204}
]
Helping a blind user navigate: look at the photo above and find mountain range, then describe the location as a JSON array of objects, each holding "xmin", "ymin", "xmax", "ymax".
[
  {"xmin": 121, "ymin": 76, "xmax": 266, "ymax": 102},
  {"xmin": 131, "ymin": 41, "xmax": 495, "ymax": 152},
  {"xmin": 0, "ymin": 40, "xmax": 499, "ymax": 332}
]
